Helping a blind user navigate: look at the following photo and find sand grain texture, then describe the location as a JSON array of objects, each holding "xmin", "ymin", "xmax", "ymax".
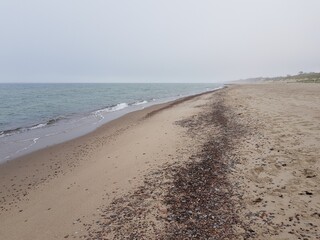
[
  {"xmin": 227, "ymin": 83, "xmax": 320, "ymax": 239},
  {"xmin": 0, "ymin": 84, "xmax": 319, "ymax": 239}
]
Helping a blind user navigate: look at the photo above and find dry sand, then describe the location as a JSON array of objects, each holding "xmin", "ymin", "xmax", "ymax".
[
  {"xmin": 0, "ymin": 83, "xmax": 319, "ymax": 239},
  {"xmin": 227, "ymin": 83, "xmax": 320, "ymax": 239}
]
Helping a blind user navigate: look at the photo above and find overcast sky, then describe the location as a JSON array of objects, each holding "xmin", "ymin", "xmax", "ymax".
[{"xmin": 0, "ymin": 0, "xmax": 319, "ymax": 83}]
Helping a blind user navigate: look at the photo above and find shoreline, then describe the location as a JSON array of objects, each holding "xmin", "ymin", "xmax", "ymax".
[
  {"xmin": 1, "ymin": 83, "xmax": 319, "ymax": 239},
  {"xmin": 0, "ymin": 88, "xmax": 224, "ymax": 240},
  {"xmin": 0, "ymin": 86, "xmax": 223, "ymax": 163}
]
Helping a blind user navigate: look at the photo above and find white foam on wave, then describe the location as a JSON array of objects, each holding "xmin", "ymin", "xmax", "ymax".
[
  {"xmin": 95, "ymin": 103, "xmax": 129, "ymax": 114},
  {"xmin": 0, "ymin": 132, "xmax": 15, "ymax": 138},
  {"xmin": 15, "ymin": 137, "xmax": 39, "ymax": 154},
  {"xmin": 94, "ymin": 103, "xmax": 129, "ymax": 122},
  {"xmin": 29, "ymin": 123, "xmax": 47, "ymax": 130},
  {"xmin": 1, "ymin": 120, "xmax": 53, "ymax": 140},
  {"xmin": 210, "ymin": 86, "xmax": 224, "ymax": 91},
  {"xmin": 133, "ymin": 100, "xmax": 148, "ymax": 106},
  {"xmin": 0, "ymin": 130, "xmax": 17, "ymax": 138},
  {"xmin": 109, "ymin": 103, "xmax": 129, "ymax": 111}
]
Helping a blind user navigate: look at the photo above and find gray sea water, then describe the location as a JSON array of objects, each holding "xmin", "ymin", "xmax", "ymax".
[{"xmin": 0, "ymin": 83, "xmax": 222, "ymax": 162}]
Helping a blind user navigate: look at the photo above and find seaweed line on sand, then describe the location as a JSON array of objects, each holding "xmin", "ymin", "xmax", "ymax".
[{"xmin": 81, "ymin": 90, "xmax": 254, "ymax": 239}]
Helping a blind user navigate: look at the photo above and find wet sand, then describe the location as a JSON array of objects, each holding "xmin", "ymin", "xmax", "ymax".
[{"xmin": 0, "ymin": 83, "xmax": 319, "ymax": 239}]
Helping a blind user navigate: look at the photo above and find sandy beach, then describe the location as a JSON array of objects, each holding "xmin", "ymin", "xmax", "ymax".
[
  {"xmin": 0, "ymin": 83, "xmax": 319, "ymax": 239},
  {"xmin": 228, "ymin": 83, "xmax": 320, "ymax": 239}
]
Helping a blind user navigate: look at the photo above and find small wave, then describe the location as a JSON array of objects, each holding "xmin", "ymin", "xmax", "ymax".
[
  {"xmin": 29, "ymin": 123, "xmax": 47, "ymax": 130},
  {"xmin": 94, "ymin": 103, "xmax": 129, "ymax": 122},
  {"xmin": 95, "ymin": 103, "xmax": 129, "ymax": 115},
  {"xmin": 0, "ymin": 116, "xmax": 65, "ymax": 139},
  {"xmin": 28, "ymin": 116, "xmax": 65, "ymax": 130},
  {"xmin": 210, "ymin": 86, "xmax": 224, "ymax": 92},
  {"xmin": 0, "ymin": 127, "xmax": 23, "ymax": 138},
  {"xmin": 109, "ymin": 103, "xmax": 129, "ymax": 112},
  {"xmin": 132, "ymin": 100, "xmax": 148, "ymax": 106},
  {"xmin": 47, "ymin": 116, "xmax": 65, "ymax": 125}
]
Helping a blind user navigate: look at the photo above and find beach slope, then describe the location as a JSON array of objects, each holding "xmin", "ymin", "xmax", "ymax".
[{"xmin": 0, "ymin": 83, "xmax": 319, "ymax": 239}]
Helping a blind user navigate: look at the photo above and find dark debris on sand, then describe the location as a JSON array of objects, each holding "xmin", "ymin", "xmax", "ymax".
[
  {"xmin": 162, "ymin": 94, "xmax": 253, "ymax": 239},
  {"xmin": 82, "ymin": 90, "xmax": 254, "ymax": 240}
]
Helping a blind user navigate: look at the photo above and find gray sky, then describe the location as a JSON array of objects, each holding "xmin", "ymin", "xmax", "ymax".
[{"xmin": 0, "ymin": 0, "xmax": 319, "ymax": 83}]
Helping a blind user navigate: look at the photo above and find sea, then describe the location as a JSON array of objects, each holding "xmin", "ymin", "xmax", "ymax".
[{"xmin": 0, "ymin": 83, "xmax": 223, "ymax": 163}]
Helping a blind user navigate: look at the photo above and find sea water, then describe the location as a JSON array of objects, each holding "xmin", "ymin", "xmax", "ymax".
[{"xmin": 0, "ymin": 83, "xmax": 222, "ymax": 162}]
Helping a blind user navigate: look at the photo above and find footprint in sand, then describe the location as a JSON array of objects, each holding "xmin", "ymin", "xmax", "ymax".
[{"xmin": 303, "ymin": 169, "xmax": 317, "ymax": 178}]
